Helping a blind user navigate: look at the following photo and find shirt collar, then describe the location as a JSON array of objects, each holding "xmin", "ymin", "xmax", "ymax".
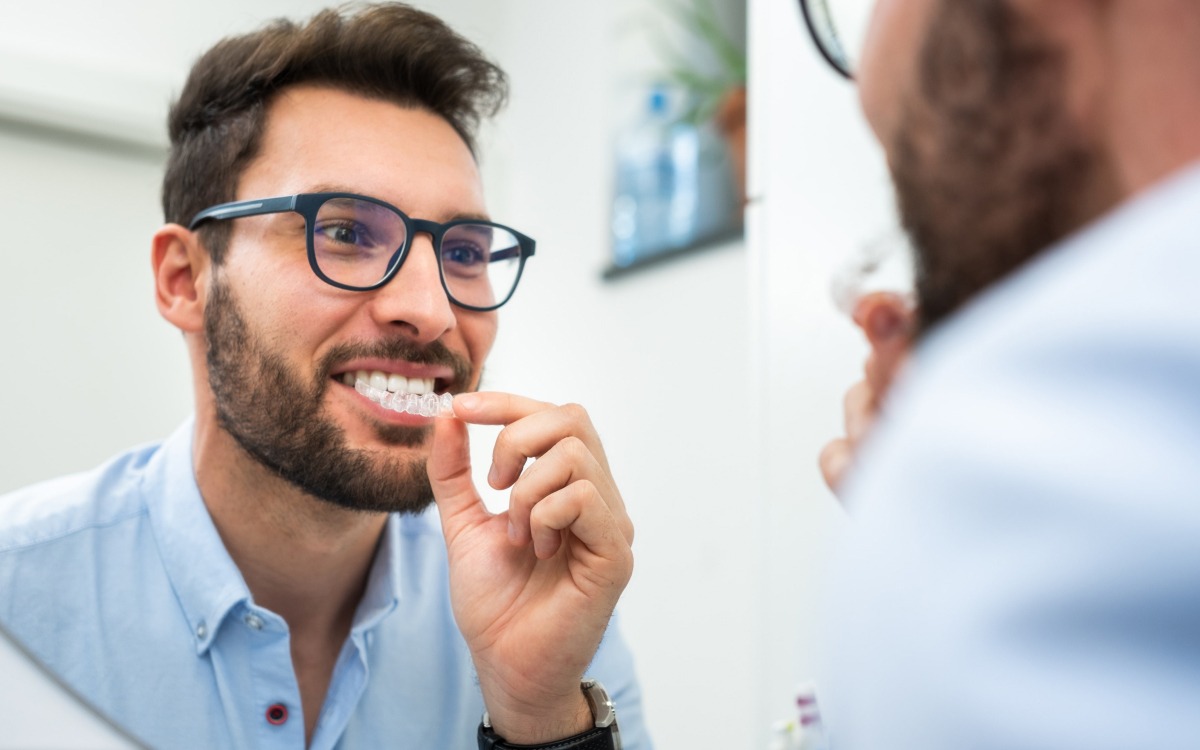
[
  {"xmin": 142, "ymin": 418, "xmax": 413, "ymax": 654},
  {"xmin": 142, "ymin": 418, "xmax": 252, "ymax": 655},
  {"xmin": 352, "ymin": 513, "xmax": 402, "ymax": 635}
]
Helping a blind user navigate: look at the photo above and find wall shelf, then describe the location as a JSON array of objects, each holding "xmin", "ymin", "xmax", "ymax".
[{"xmin": 602, "ymin": 225, "xmax": 745, "ymax": 280}]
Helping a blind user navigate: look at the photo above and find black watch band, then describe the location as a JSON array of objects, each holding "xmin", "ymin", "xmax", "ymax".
[
  {"xmin": 477, "ymin": 678, "xmax": 621, "ymax": 750},
  {"xmin": 477, "ymin": 723, "xmax": 615, "ymax": 750}
]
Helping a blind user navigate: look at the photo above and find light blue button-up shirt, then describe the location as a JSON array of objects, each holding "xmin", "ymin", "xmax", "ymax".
[
  {"xmin": 825, "ymin": 162, "xmax": 1200, "ymax": 748},
  {"xmin": 0, "ymin": 419, "xmax": 650, "ymax": 749}
]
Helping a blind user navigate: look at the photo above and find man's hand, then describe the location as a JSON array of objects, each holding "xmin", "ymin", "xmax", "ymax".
[
  {"xmin": 427, "ymin": 392, "xmax": 634, "ymax": 744},
  {"xmin": 820, "ymin": 292, "xmax": 915, "ymax": 495}
]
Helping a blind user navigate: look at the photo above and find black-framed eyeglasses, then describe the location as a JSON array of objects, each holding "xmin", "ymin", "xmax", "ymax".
[
  {"xmin": 188, "ymin": 192, "xmax": 536, "ymax": 312},
  {"xmin": 798, "ymin": 0, "xmax": 871, "ymax": 80}
]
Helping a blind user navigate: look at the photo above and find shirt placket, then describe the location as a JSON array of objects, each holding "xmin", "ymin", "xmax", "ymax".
[
  {"xmin": 309, "ymin": 630, "xmax": 371, "ymax": 750},
  {"xmin": 210, "ymin": 603, "xmax": 305, "ymax": 750}
]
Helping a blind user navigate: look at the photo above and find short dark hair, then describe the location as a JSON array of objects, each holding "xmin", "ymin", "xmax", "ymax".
[{"xmin": 161, "ymin": 2, "xmax": 508, "ymax": 263}]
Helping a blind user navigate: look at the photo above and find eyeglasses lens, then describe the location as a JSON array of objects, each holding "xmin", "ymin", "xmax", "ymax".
[
  {"xmin": 312, "ymin": 197, "xmax": 521, "ymax": 308},
  {"xmin": 441, "ymin": 223, "xmax": 523, "ymax": 310},
  {"xmin": 313, "ymin": 197, "xmax": 408, "ymax": 288}
]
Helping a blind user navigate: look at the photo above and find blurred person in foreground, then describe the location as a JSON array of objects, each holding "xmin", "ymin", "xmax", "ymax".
[
  {"xmin": 808, "ymin": 0, "xmax": 1200, "ymax": 747},
  {"xmin": 0, "ymin": 5, "xmax": 647, "ymax": 749}
]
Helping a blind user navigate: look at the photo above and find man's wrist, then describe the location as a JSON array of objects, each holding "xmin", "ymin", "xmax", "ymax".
[
  {"xmin": 479, "ymin": 679, "xmax": 620, "ymax": 750},
  {"xmin": 481, "ymin": 692, "xmax": 592, "ymax": 745}
]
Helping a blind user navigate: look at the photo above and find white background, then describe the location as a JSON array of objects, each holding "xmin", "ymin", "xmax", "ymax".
[{"xmin": 0, "ymin": 0, "xmax": 894, "ymax": 745}]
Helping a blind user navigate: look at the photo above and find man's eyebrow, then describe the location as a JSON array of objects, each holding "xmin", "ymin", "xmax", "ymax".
[
  {"xmin": 305, "ymin": 184, "xmax": 491, "ymax": 223},
  {"xmin": 308, "ymin": 182, "xmax": 361, "ymax": 196}
]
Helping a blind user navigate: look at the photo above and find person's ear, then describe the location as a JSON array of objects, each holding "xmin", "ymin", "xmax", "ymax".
[{"xmin": 152, "ymin": 224, "xmax": 209, "ymax": 334}]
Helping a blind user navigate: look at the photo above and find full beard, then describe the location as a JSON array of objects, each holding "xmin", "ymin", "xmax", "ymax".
[
  {"xmin": 893, "ymin": 0, "xmax": 1120, "ymax": 334},
  {"xmin": 203, "ymin": 275, "xmax": 472, "ymax": 514}
]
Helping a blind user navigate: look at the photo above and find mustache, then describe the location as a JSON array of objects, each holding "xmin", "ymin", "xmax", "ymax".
[{"xmin": 318, "ymin": 337, "xmax": 474, "ymax": 390}]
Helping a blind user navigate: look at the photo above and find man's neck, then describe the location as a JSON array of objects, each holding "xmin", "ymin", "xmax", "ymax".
[
  {"xmin": 192, "ymin": 417, "xmax": 386, "ymax": 626},
  {"xmin": 191, "ymin": 416, "xmax": 389, "ymax": 744},
  {"xmin": 1090, "ymin": 3, "xmax": 1200, "ymax": 198}
]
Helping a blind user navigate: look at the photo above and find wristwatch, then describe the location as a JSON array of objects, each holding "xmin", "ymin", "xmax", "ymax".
[{"xmin": 477, "ymin": 678, "xmax": 622, "ymax": 750}]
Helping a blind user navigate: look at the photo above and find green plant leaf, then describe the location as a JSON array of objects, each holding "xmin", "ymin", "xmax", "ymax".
[
  {"xmin": 643, "ymin": 0, "xmax": 747, "ymax": 125},
  {"xmin": 660, "ymin": 0, "xmax": 746, "ymax": 81}
]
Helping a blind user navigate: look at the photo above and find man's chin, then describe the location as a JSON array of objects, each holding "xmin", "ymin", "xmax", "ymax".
[
  {"xmin": 373, "ymin": 422, "xmax": 432, "ymax": 448},
  {"xmin": 287, "ymin": 436, "xmax": 436, "ymax": 515}
]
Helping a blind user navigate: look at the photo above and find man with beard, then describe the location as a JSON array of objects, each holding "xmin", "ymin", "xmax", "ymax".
[
  {"xmin": 0, "ymin": 5, "xmax": 647, "ymax": 750},
  {"xmin": 805, "ymin": 0, "xmax": 1200, "ymax": 747}
]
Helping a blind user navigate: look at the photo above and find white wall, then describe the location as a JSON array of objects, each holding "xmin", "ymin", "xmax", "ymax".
[
  {"xmin": 470, "ymin": 4, "xmax": 759, "ymax": 745},
  {"xmin": 0, "ymin": 0, "xmax": 897, "ymax": 745},
  {"xmin": 748, "ymin": 0, "xmax": 899, "ymax": 736}
]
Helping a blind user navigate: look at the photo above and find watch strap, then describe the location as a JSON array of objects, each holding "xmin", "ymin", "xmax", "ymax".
[
  {"xmin": 477, "ymin": 723, "xmax": 616, "ymax": 750},
  {"xmin": 477, "ymin": 678, "xmax": 620, "ymax": 750}
]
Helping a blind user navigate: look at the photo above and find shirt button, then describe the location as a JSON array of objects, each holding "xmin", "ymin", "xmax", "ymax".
[
  {"xmin": 244, "ymin": 613, "xmax": 264, "ymax": 631},
  {"xmin": 266, "ymin": 703, "xmax": 288, "ymax": 726},
  {"xmin": 195, "ymin": 622, "xmax": 207, "ymax": 640}
]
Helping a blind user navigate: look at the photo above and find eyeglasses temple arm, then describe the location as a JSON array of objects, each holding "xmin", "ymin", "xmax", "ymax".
[{"xmin": 188, "ymin": 195, "xmax": 299, "ymax": 229}]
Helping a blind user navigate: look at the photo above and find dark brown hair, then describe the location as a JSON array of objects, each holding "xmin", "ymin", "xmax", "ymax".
[{"xmin": 161, "ymin": 2, "xmax": 507, "ymax": 263}]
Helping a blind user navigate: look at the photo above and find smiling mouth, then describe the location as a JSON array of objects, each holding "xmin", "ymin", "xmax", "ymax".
[{"xmin": 340, "ymin": 370, "xmax": 455, "ymax": 417}]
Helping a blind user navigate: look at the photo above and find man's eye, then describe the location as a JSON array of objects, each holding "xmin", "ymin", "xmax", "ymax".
[
  {"xmin": 320, "ymin": 223, "xmax": 366, "ymax": 245},
  {"xmin": 443, "ymin": 242, "xmax": 486, "ymax": 266}
]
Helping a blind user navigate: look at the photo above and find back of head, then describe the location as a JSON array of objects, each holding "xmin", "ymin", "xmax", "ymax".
[{"xmin": 162, "ymin": 2, "xmax": 508, "ymax": 263}]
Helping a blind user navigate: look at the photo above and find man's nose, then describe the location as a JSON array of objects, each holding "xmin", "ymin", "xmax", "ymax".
[{"xmin": 367, "ymin": 234, "xmax": 456, "ymax": 343}]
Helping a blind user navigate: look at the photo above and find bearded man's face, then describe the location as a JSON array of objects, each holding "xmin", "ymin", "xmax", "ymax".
[
  {"xmin": 204, "ymin": 273, "xmax": 472, "ymax": 514},
  {"xmin": 861, "ymin": 0, "xmax": 1121, "ymax": 332}
]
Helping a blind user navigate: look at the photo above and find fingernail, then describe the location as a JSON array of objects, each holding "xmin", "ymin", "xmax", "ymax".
[
  {"xmin": 507, "ymin": 520, "xmax": 519, "ymax": 543},
  {"xmin": 458, "ymin": 394, "xmax": 479, "ymax": 411},
  {"xmin": 488, "ymin": 463, "xmax": 499, "ymax": 487}
]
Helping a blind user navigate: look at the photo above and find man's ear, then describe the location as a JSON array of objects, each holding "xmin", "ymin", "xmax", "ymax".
[{"xmin": 152, "ymin": 224, "xmax": 209, "ymax": 333}]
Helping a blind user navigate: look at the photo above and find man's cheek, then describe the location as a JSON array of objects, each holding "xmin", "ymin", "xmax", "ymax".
[{"xmin": 858, "ymin": 0, "xmax": 936, "ymax": 144}]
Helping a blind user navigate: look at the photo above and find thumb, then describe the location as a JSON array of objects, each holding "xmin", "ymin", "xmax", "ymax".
[
  {"xmin": 852, "ymin": 291, "xmax": 913, "ymax": 345},
  {"xmin": 427, "ymin": 416, "xmax": 489, "ymax": 540},
  {"xmin": 853, "ymin": 292, "xmax": 914, "ymax": 394}
]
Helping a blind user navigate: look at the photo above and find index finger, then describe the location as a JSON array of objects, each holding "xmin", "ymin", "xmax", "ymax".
[
  {"xmin": 456, "ymin": 394, "xmax": 614, "ymax": 495},
  {"xmin": 864, "ymin": 346, "xmax": 909, "ymax": 399},
  {"xmin": 451, "ymin": 391, "xmax": 555, "ymax": 426}
]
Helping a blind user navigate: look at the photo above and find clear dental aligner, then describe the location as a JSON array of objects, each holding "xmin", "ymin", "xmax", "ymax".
[
  {"xmin": 829, "ymin": 229, "xmax": 917, "ymax": 317},
  {"xmin": 344, "ymin": 372, "xmax": 457, "ymax": 417}
]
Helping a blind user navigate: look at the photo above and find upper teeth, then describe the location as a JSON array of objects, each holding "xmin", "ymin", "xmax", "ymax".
[{"xmin": 343, "ymin": 370, "xmax": 436, "ymax": 395}]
